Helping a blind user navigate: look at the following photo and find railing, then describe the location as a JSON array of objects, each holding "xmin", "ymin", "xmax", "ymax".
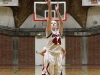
[{"xmin": 0, "ymin": 25, "xmax": 100, "ymax": 36}]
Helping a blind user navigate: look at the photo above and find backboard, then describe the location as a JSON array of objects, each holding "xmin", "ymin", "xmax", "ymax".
[{"xmin": 33, "ymin": 1, "xmax": 67, "ymax": 21}]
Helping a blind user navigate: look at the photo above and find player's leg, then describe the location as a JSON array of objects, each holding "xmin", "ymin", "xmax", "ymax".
[
  {"xmin": 48, "ymin": 53, "xmax": 55, "ymax": 75},
  {"xmin": 54, "ymin": 55, "xmax": 62, "ymax": 75},
  {"xmin": 42, "ymin": 62, "xmax": 50, "ymax": 75},
  {"xmin": 48, "ymin": 63, "xmax": 54, "ymax": 75},
  {"xmin": 42, "ymin": 52, "xmax": 50, "ymax": 75},
  {"xmin": 54, "ymin": 62, "xmax": 62, "ymax": 75}
]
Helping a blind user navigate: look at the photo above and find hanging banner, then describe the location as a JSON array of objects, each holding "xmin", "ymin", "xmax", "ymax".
[
  {"xmin": 82, "ymin": 0, "xmax": 100, "ymax": 6},
  {"xmin": 0, "ymin": 0, "xmax": 18, "ymax": 6}
]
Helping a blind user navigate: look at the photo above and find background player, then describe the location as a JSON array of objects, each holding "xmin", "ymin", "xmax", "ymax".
[
  {"xmin": 40, "ymin": 47, "xmax": 66, "ymax": 60},
  {"xmin": 40, "ymin": 47, "xmax": 66, "ymax": 75}
]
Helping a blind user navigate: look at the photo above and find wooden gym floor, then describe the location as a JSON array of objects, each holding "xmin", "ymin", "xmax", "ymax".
[{"xmin": 0, "ymin": 66, "xmax": 100, "ymax": 75}]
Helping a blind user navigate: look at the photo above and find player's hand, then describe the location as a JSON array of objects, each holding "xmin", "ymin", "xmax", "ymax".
[
  {"xmin": 45, "ymin": 0, "xmax": 51, "ymax": 7},
  {"xmin": 55, "ymin": 2, "xmax": 59, "ymax": 12}
]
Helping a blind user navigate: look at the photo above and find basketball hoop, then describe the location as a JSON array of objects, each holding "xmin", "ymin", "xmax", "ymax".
[
  {"xmin": 33, "ymin": 1, "xmax": 67, "ymax": 22},
  {"xmin": 45, "ymin": 17, "xmax": 48, "ymax": 21}
]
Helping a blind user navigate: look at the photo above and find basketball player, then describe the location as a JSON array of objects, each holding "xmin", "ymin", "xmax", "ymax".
[
  {"xmin": 40, "ymin": 47, "xmax": 66, "ymax": 59},
  {"xmin": 40, "ymin": 47, "xmax": 66, "ymax": 75},
  {"xmin": 42, "ymin": 0, "xmax": 64, "ymax": 75}
]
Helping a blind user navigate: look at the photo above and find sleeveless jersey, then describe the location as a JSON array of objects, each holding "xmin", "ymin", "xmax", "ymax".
[{"xmin": 45, "ymin": 29, "xmax": 62, "ymax": 53}]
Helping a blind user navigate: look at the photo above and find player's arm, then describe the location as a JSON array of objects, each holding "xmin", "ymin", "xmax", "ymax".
[
  {"xmin": 40, "ymin": 49, "xmax": 46, "ymax": 56},
  {"xmin": 45, "ymin": 0, "xmax": 52, "ymax": 32},
  {"xmin": 55, "ymin": 3, "xmax": 63, "ymax": 35},
  {"xmin": 61, "ymin": 48, "xmax": 66, "ymax": 60}
]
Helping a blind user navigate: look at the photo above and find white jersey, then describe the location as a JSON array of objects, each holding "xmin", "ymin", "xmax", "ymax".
[{"xmin": 45, "ymin": 29, "xmax": 62, "ymax": 53}]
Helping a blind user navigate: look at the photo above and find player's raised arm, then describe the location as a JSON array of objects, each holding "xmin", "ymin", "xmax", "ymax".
[
  {"xmin": 55, "ymin": 3, "xmax": 63, "ymax": 35},
  {"xmin": 45, "ymin": 0, "xmax": 52, "ymax": 32}
]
